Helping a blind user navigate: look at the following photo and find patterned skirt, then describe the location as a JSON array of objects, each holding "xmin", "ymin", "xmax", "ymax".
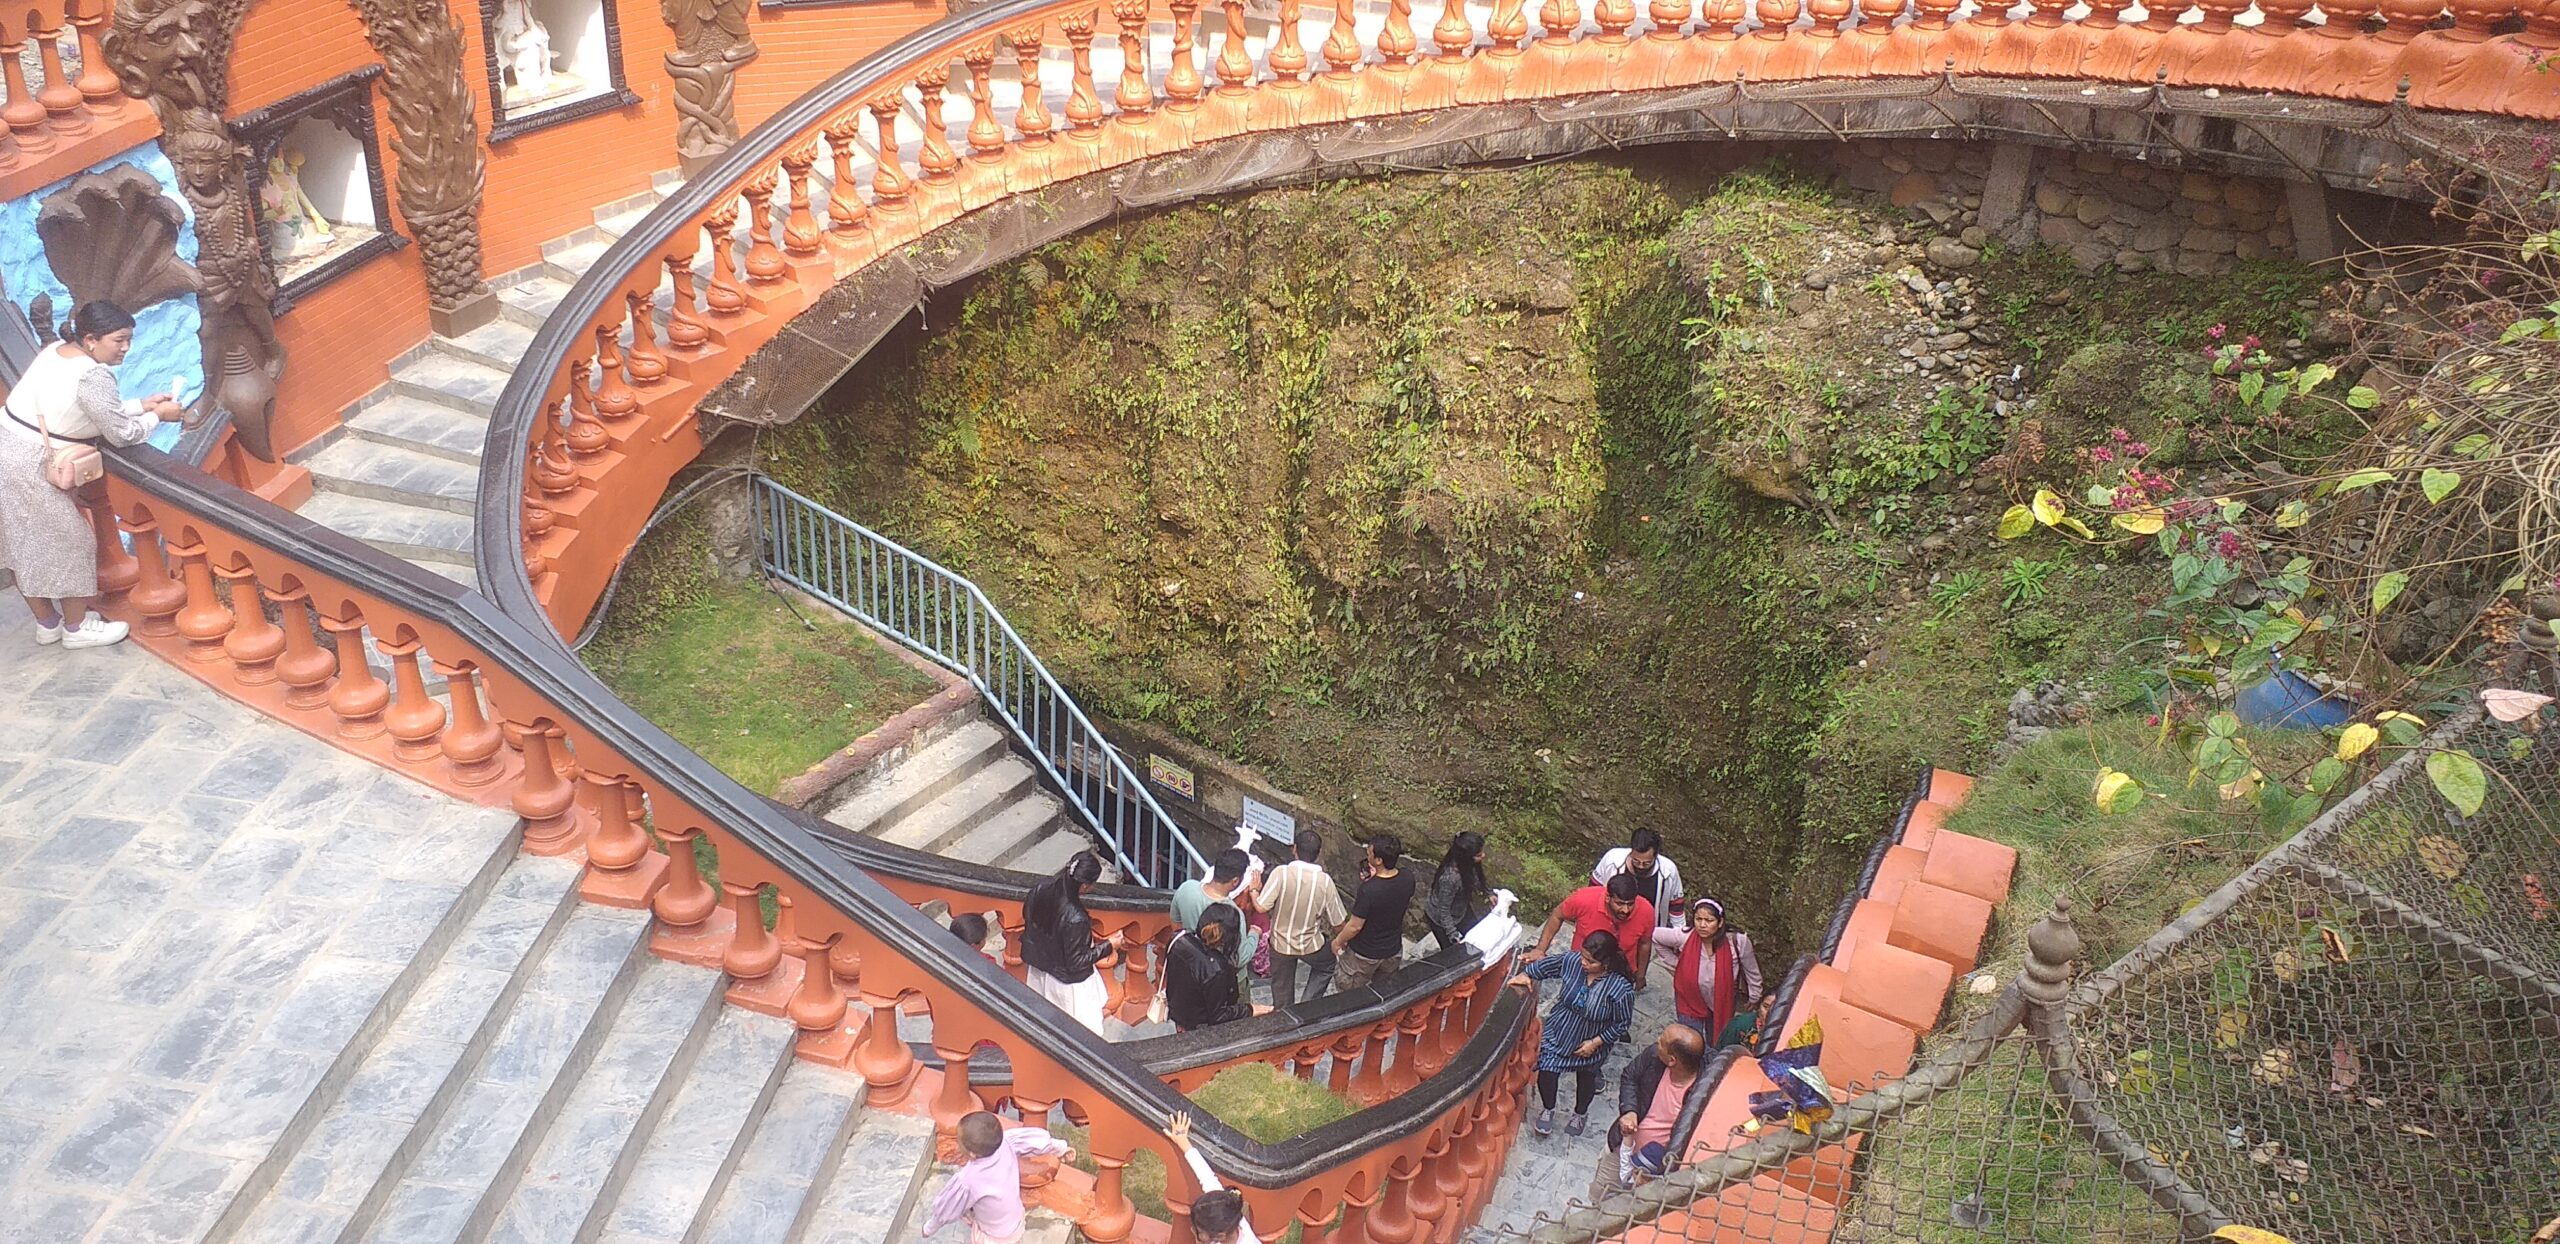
[{"xmin": 0, "ymin": 428, "xmax": 96, "ymax": 600}]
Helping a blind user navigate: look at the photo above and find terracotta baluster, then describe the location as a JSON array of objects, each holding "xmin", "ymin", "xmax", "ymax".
[
  {"xmin": 377, "ymin": 631, "xmax": 446, "ymax": 763},
  {"xmin": 791, "ymin": 933, "xmax": 851, "ymax": 1031},
  {"xmin": 1805, "ymin": 0, "xmax": 1851, "ymax": 34},
  {"xmin": 514, "ymin": 725, "xmax": 582, "ymax": 853},
  {"xmin": 2191, "ymin": 0, "xmax": 2246, "ymax": 31},
  {"xmin": 1406, "ymin": 1136, "xmax": 1451, "ymax": 1233},
  {"xmin": 964, "ymin": 43, "xmax": 1006, "ymax": 161},
  {"xmin": 2, "ymin": 32, "xmax": 48, "ymax": 154},
  {"xmin": 1593, "ymin": 0, "xmax": 1636, "ymax": 40},
  {"xmin": 590, "ymin": 322, "xmax": 638, "ymax": 422},
  {"xmin": 780, "ymin": 139, "xmax": 822, "ymax": 255},
  {"xmin": 1368, "ymin": 1158, "xmax": 1421, "ymax": 1244},
  {"xmin": 703, "ymin": 203, "xmax": 748, "ymax": 316},
  {"xmin": 741, "ymin": 167, "xmax": 787, "ymax": 280},
  {"xmin": 435, "ymin": 660, "xmax": 505, "ymax": 785},
  {"xmin": 820, "ymin": 115, "xmax": 868, "ymax": 241},
  {"xmin": 2135, "ymin": 0, "xmax": 2187, "ymax": 27},
  {"xmin": 319, "ymin": 609, "xmax": 388, "ymax": 738},
  {"xmin": 1324, "ymin": 0, "xmax": 1363, "ymax": 72},
  {"xmin": 1013, "ymin": 1093, "xmax": 1052, "ymax": 1132},
  {"xmin": 1082, "ymin": 1139, "xmax": 1138, "ymax": 1244},
  {"xmin": 1165, "ymin": 0, "xmax": 1205, "ymax": 108},
  {"xmin": 1435, "ymin": 0, "xmax": 1474, "ymax": 57},
  {"xmin": 1324, "ymin": 1176, "xmax": 1379, "ymax": 1244},
  {"xmin": 1485, "ymin": 0, "xmax": 1528, "ymax": 50},
  {"xmin": 856, "ymin": 992, "xmax": 919, "ymax": 1095},
  {"xmin": 1698, "ymin": 0, "xmax": 1744, "ymax": 37},
  {"xmin": 1909, "ymin": 0, "xmax": 1956, "ymax": 26},
  {"xmin": 1271, "ymin": 0, "xmax": 1310, "ymax": 80},
  {"xmin": 1432, "ymin": 1122, "xmax": 1470, "ymax": 1216},
  {"xmin": 1117, "ymin": 935, "xmax": 1159, "ymax": 1023},
  {"xmin": 654, "ymin": 827, "xmax": 721, "ymax": 931},
  {"xmin": 535, "ymin": 421, "xmax": 582, "ymax": 501},
  {"xmin": 1537, "ymin": 0, "xmax": 1581, "ymax": 45},
  {"xmin": 1326, "ymin": 1029, "xmax": 1363, "ymax": 1096},
  {"xmin": 1063, "ymin": 10, "xmax": 1105, "ymax": 135},
  {"xmin": 2521, "ymin": 0, "xmax": 2560, "ymax": 45},
  {"xmin": 931, "ymin": 1037, "xmax": 982, "ymax": 1130},
  {"xmin": 624, "ymin": 290, "xmax": 669, "ymax": 383},
  {"xmin": 522, "ymin": 499, "xmax": 556, "ymax": 584},
  {"xmin": 868, "ymin": 96, "xmax": 913, "ymax": 209},
  {"xmin": 1452, "ymin": 1109, "xmax": 1494, "ymax": 1207},
  {"xmin": 216, "ymin": 558, "xmax": 283, "ymax": 685},
  {"xmin": 1216, "ymin": 1, "xmax": 1254, "ymax": 92},
  {"xmin": 1008, "ymin": 25, "xmax": 1054, "ymax": 140},
  {"xmin": 2374, "ymin": 0, "xmax": 2436, "ymax": 38},
  {"xmin": 84, "ymin": 493, "xmax": 136, "ymax": 603},
  {"xmin": 69, "ymin": 2, "xmax": 120, "ymax": 114},
  {"xmin": 915, "ymin": 67, "xmax": 960, "ymax": 182},
  {"xmin": 1113, "ymin": 0, "xmax": 1154, "ymax": 120},
  {"xmin": 1646, "ymin": 0, "xmax": 1690, "ymax": 37},
  {"xmin": 1380, "ymin": 0, "xmax": 1419, "ymax": 63},
  {"xmin": 723, "ymin": 882, "xmax": 783, "ymax": 980},
  {"xmin": 1351, "ymin": 1022, "xmax": 1394, "ymax": 1103},
  {"xmin": 2022, "ymin": 0, "xmax": 2070, "ymax": 24},
  {"xmin": 32, "ymin": 18, "xmax": 79, "ymax": 132},
  {"xmin": 829, "ymin": 936, "xmax": 863, "ymax": 990},
  {"xmin": 2080, "ymin": 0, "xmax": 2129, "ymax": 27},
  {"xmin": 590, "ymin": 775, "xmax": 652, "ymax": 871},
  {"xmin": 270, "ymin": 587, "xmax": 337, "ymax": 711},
  {"xmin": 168, "ymin": 536, "xmax": 231, "ymax": 662},
  {"xmin": 1756, "ymin": 0, "xmax": 1800, "ymax": 35},
  {"xmin": 2445, "ymin": 0, "xmax": 2507, "ymax": 37}
]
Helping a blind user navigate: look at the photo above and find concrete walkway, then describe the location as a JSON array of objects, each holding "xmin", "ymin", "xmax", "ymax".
[{"xmin": 0, "ymin": 603, "xmax": 519, "ymax": 1244}]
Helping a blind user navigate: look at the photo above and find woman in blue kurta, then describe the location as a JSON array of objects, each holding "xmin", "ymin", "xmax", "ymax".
[{"xmin": 1510, "ymin": 929, "xmax": 1637, "ymax": 1137}]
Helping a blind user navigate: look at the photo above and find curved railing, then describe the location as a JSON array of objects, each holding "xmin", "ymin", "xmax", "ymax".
[{"xmin": 87, "ymin": 443, "xmax": 1543, "ymax": 1241}]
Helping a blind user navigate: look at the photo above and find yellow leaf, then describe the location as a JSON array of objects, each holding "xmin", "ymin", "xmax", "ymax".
[
  {"xmin": 1997, "ymin": 504, "xmax": 2035, "ymax": 540},
  {"xmin": 2335, "ymin": 723, "xmax": 2377, "ymax": 762},
  {"xmin": 2214, "ymin": 1006, "xmax": 2251, "ymax": 1049},
  {"xmin": 2251, "ymin": 1047, "xmax": 2295, "ymax": 1086},
  {"xmin": 2415, "ymin": 835, "xmax": 2469, "ymax": 880},
  {"xmin": 2031, "ymin": 488, "xmax": 2065, "ymax": 526},
  {"xmin": 2111, "ymin": 506, "xmax": 2167, "ymax": 535},
  {"xmin": 2270, "ymin": 947, "xmax": 2300, "ymax": 983},
  {"xmin": 2093, "ymin": 768, "xmax": 2142, "ymax": 814},
  {"xmin": 2212, "ymin": 1227, "xmax": 2299, "ymax": 1244},
  {"xmin": 2054, "ymin": 515, "xmax": 2098, "ymax": 540},
  {"xmin": 2220, "ymin": 770, "xmax": 2262, "ymax": 803},
  {"xmin": 2377, "ymin": 710, "xmax": 2426, "ymax": 727}
]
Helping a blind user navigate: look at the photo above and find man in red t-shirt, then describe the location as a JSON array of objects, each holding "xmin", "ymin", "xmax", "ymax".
[{"xmin": 1532, "ymin": 873, "xmax": 1657, "ymax": 977}]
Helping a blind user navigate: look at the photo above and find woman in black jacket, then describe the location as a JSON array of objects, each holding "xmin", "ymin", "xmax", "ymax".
[
  {"xmin": 1164, "ymin": 902, "xmax": 1258, "ymax": 1031},
  {"xmin": 1021, "ymin": 851, "xmax": 1120, "ymax": 1033},
  {"xmin": 1422, "ymin": 831, "xmax": 1490, "ymax": 951}
]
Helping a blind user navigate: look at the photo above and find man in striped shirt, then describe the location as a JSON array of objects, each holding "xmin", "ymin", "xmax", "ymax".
[{"xmin": 1253, "ymin": 828, "xmax": 1347, "ymax": 1006}]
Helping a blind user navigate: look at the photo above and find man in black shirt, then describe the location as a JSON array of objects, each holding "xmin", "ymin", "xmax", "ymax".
[{"xmin": 1331, "ymin": 833, "xmax": 1416, "ymax": 994}]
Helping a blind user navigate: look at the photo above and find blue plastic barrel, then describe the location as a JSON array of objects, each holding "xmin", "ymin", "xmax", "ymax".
[{"xmin": 2235, "ymin": 668, "xmax": 2355, "ymax": 729}]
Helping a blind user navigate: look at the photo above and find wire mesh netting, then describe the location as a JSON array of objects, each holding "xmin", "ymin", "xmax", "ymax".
[{"xmin": 1469, "ymin": 706, "xmax": 2560, "ymax": 1244}]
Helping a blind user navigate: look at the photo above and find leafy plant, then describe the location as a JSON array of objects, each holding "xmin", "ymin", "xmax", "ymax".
[{"xmin": 2001, "ymin": 556, "xmax": 2066, "ymax": 609}]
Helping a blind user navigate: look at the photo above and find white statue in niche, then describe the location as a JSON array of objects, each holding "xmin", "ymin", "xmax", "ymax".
[
  {"xmin": 496, "ymin": 0, "xmax": 562, "ymax": 104},
  {"xmin": 258, "ymin": 149, "xmax": 334, "ymax": 262}
]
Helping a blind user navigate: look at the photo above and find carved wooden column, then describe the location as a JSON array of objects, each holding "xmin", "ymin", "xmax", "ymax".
[
  {"xmin": 378, "ymin": 632, "xmax": 447, "ymax": 762},
  {"xmin": 271, "ymin": 587, "xmax": 338, "ymax": 711},
  {"xmin": 436, "ymin": 660, "xmax": 505, "ymax": 785},
  {"xmin": 512, "ymin": 724, "xmax": 581, "ymax": 852},
  {"xmin": 321, "ymin": 609, "xmax": 389, "ymax": 739},
  {"xmin": 216, "ymin": 557, "xmax": 284, "ymax": 684},
  {"xmin": 653, "ymin": 827, "xmax": 721, "ymax": 931}
]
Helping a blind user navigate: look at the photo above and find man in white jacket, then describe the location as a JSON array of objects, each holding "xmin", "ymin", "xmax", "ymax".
[{"xmin": 1591, "ymin": 828, "xmax": 1684, "ymax": 930}]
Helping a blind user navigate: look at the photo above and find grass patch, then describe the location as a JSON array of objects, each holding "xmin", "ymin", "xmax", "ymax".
[
  {"xmin": 585, "ymin": 580, "xmax": 941, "ymax": 797},
  {"xmin": 1938, "ymin": 710, "xmax": 2327, "ymax": 1021},
  {"xmin": 1052, "ymin": 1063, "xmax": 1357, "ymax": 1224}
]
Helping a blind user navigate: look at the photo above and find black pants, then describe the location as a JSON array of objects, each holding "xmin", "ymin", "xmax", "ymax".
[
  {"xmin": 1269, "ymin": 948, "xmax": 1334, "ymax": 1007},
  {"xmin": 1537, "ymin": 1067, "xmax": 1602, "ymax": 1113}
]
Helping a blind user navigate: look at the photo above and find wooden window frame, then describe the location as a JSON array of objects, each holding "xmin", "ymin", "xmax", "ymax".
[{"xmin": 229, "ymin": 66, "xmax": 408, "ymax": 315}]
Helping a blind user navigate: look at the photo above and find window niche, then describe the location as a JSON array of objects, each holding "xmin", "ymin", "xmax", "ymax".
[
  {"xmin": 230, "ymin": 68, "xmax": 406, "ymax": 310},
  {"xmin": 482, "ymin": 0, "xmax": 639, "ymax": 141}
]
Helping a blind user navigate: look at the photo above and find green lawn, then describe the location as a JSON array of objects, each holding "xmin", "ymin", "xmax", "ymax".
[
  {"xmin": 1054, "ymin": 1062, "xmax": 1356, "ymax": 1226},
  {"xmin": 584, "ymin": 581, "xmax": 942, "ymax": 797}
]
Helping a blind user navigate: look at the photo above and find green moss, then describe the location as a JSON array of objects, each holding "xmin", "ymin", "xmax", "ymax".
[{"xmin": 1052, "ymin": 1063, "xmax": 1356, "ymax": 1223}]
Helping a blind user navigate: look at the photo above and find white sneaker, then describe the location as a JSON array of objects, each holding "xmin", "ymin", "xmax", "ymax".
[
  {"xmin": 32, "ymin": 620, "xmax": 60, "ymax": 645},
  {"xmin": 59, "ymin": 615, "xmax": 128, "ymax": 650}
]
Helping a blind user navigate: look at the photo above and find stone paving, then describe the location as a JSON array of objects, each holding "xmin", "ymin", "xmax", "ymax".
[
  {"xmin": 0, "ymin": 602, "xmax": 519, "ymax": 1244},
  {"xmin": 1471, "ymin": 954, "xmax": 1682, "ymax": 1239}
]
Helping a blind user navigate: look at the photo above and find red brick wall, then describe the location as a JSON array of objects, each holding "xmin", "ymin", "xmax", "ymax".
[{"xmin": 735, "ymin": 0, "xmax": 947, "ymax": 133}]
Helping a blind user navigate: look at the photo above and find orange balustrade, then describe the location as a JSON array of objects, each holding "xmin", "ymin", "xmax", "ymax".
[{"xmin": 0, "ymin": 0, "xmax": 156, "ymax": 199}]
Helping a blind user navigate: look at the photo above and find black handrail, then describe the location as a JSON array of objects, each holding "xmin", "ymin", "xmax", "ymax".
[{"xmin": 107, "ymin": 438, "xmax": 1530, "ymax": 1188}]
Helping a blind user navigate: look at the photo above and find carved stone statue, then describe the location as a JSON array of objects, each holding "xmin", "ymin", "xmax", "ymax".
[
  {"xmin": 259, "ymin": 149, "xmax": 337, "ymax": 262},
  {"xmin": 494, "ymin": 0, "xmax": 560, "ymax": 103},
  {"xmin": 662, "ymin": 0, "xmax": 756, "ymax": 173},
  {"xmin": 35, "ymin": 163, "xmax": 202, "ymax": 313},
  {"xmin": 167, "ymin": 121, "xmax": 287, "ymax": 461}
]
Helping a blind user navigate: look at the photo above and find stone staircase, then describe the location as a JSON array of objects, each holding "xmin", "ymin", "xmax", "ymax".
[
  {"xmin": 204, "ymin": 847, "xmax": 947, "ymax": 1244},
  {"xmin": 818, "ymin": 719, "xmax": 1099, "ymax": 876}
]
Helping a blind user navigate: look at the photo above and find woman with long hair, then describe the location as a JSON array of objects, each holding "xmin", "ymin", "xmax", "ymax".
[
  {"xmin": 1508, "ymin": 928, "xmax": 1637, "ymax": 1137},
  {"xmin": 1163, "ymin": 901, "xmax": 1257, "ymax": 1031},
  {"xmin": 1018, "ymin": 850, "xmax": 1121, "ymax": 1034},
  {"xmin": 1422, "ymin": 830, "xmax": 1491, "ymax": 951},
  {"xmin": 1, "ymin": 301, "xmax": 188, "ymax": 648},
  {"xmin": 1647, "ymin": 896, "xmax": 1764, "ymax": 1048}
]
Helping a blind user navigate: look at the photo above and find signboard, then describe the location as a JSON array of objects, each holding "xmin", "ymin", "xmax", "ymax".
[
  {"xmin": 1240, "ymin": 794, "xmax": 1296, "ymax": 844},
  {"xmin": 1148, "ymin": 753, "xmax": 1196, "ymax": 801}
]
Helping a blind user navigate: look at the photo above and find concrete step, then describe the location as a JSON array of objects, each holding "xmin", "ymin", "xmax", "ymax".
[
  {"xmin": 796, "ymin": 1108, "xmax": 936, "ymax": 1244},
  {"xmin": 876, "ymin": 757, "xmax": 1038, "ymax": 854},
  {"xmin": 944, "ymin": 796, "xmax": 1063, "ymax": 869},
  {"xmin": 544, "ymin": 239, "xmax": 612, "ymax": 285},
  {"xmin": 297, "ymin": 492, "xmax": 476, "ymax": 569},
  {"xmin": 302, "ymin": 439, "xmax": 480, "ymax": 516},
  {"xmin": 595, "ymin": 201, "xmax": 657, "ymax": 240},
  {"xmin": 213, "ymin": 855, "xmax": 588, "ymax": 1243},
  {"xmin": 694, "ymin": 1062, "xmax": 871, "ymax": 1244},
  {"xmin": 346, "ymin": 904, "xmax": 658, "ymax": 1244},
  {"xmin": 1013, "ymin": 828, "xmax": 1096, "ymax": 878},
  {"xmin": 822, "ymin": 720, "xmax": 1009, "ymax": 836},
  {"xmin": 592, "ymin": 1006, "xmax": 801, "ymax": 1243},
  {"xmin": 497, "ymin": 274, "xmax": 574, "ymax": 330},
  {"xmin": 433, "ymin": 318, "xmax": 538, "ymax": 372},
  {"xmin": 341, "ymin": 396, "xmax": 491, "ymax": 467},
  {"xmin": 481, "ymin": 957, "xmax": 730, "ymax": 1244},
  {"xmin": 389, "ymin": 352, "xmax": 512, "ymax": 416}
]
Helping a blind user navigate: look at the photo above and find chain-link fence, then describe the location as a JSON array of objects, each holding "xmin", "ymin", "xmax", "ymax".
[{"xmin": 1471, "ymin": 690, "xmax": 2560, "ymax": 1244}]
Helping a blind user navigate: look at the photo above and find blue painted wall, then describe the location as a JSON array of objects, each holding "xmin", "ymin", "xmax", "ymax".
[{"xmin": 0, "ymin": 142, "xmax": 201, "ymax": 452}]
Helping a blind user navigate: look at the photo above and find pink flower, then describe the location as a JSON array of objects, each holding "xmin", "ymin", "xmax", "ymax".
[
  {"xmin": 2214, "ymin": 530, "xmax": 2245, "ymax": 559},
  {"xmin": 2243, "ymin": 335, "xmax": 2262, "ymax": 351},
  {"xmin": 2091, "ymin": 446, "xmax": 2116, "ymax": 464},
  {"xmin": 2208, "ymin": 323, "xmax": 2227, "ymax": 341},
  {"xmin": 2128, "ymin": 441, "xmax": 2153, "ymax": 457}
]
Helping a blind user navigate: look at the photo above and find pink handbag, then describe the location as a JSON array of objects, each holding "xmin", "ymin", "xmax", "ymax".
[{"xmin": 38, "ymin": 403, "xmax": 102, "ymax": 491}]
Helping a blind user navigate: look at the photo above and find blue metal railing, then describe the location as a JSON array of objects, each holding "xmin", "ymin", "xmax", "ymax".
[{"xmin": 754, "ymin": 475, "xmax": 1208, "ymax": 887}]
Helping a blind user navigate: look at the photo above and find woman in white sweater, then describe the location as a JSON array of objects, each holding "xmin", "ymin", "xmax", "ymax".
[{"xmin": 0, "ymin": 301, "xmax": 188, "ymax": 649}]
